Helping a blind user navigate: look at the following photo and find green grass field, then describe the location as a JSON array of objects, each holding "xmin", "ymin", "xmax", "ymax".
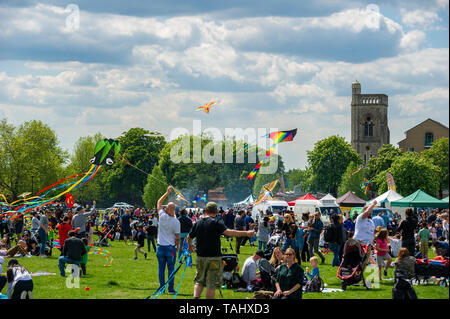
[{"xmin": 2, "ymin": 234, "xmax": 448, "ymax": 299}]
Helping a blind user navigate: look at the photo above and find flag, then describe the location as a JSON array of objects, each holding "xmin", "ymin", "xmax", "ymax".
[{"xmin": 65, "ymin": 193, "xmax": 75, "ymax": 208}]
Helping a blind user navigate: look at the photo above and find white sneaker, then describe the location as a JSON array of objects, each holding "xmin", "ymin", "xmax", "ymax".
[
  {"xmin": 20, "ymin": 291, "xmax": 27, "ymax": 299},
  {"xmin": 28, "ymin": 291, "xmax": 34, "ymax": 299}
]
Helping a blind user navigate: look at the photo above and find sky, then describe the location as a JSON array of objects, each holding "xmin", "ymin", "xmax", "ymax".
[{"xmin": 0, "ymin": 0, "xmax": 448, "ymax": 170}]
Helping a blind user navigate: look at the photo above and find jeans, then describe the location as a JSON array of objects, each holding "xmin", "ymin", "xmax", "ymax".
[
  {"xmin": 258, "ymin": 240, "xmax": 267, "ymax": 251},
  {"xmin": 156, "ymin": 245, "xmax": 176, "ymax": 292},
  {"xmin": 0, "ymin": 276, "xmax": 6, "ymax": 293},
  {"xmin": 329, "ymin": 242, "xmax": 342, "ymax": 267},
  {"xmin": 38, "ymin": 228, "xmax": 47, "ymax": 255},
  {"xmin": 147, "ymin": 235, "xmax": 157, "ymax": 252},
  {"xmin": 308, "ymin": 238, "xmax": 324, "ymax": 261},
  {"xmin": 58, "ymin": 256, "xmax": 80, "ymax": 276},
  {"xmin": 76, "ymin": 231, "xmax": 86, "ymax": 239}
]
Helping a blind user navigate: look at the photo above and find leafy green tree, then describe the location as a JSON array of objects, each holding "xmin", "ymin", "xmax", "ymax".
[
  {"xmin": 102, "ymin": 128, "xmax": 166, "ymax": 206},
  {"xmin": 142, "ymin": 165, "xmax": 168, "ymax": 209},
  {"xmin": 285, "ymin": 168, "xmax": 313, "ymax": 193},
  {"xmin": 422, "ymin": 137, "xmax": 449, "ymax": 198},
  {"xmin": 0, "ymin": 119, "xmax": 68, "ymax": 200},
  {"xmin": 307, "ymin": 135, "xmax": 362, "ymax": 196},
  {"xmin": 373, "ymin": 152, "xmax": 439, "ymax": 196},
  {"xmin": 338, "ymin": 162, "xmax": 368, "ymax": 200},
  {"xmin": 366, "ymin": 144, "xmax": 403, "ymax": 193}
]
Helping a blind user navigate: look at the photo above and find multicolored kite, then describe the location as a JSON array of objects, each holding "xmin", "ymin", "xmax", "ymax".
[
  {"xmin": 0, "ymin": 138, "xmax": 121, "ymax": 222},
  {"xmin": 194, "ymin": 101, "xmax": 217, "ymax": 114},
  {"xmin": 246, "ymin": 129, "xmax": 297, "ymax": 180}
]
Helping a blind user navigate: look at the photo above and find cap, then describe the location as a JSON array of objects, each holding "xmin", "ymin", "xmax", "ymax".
[
  {"xmin": 255, "ymin": 250, "xmax": 265, "ymax": 258},
  {"xmin": 75, "ymin": 206, "xmax": 83, "ymax": 212}
]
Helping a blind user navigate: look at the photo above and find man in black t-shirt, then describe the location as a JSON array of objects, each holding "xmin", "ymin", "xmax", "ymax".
[
  {"xmin": 188, "ymin": 202, "xmax": 254, "ymax": 299},
  {"xmin": 58, "ymin": 231, "xmax": 87, "ymax": 277}
]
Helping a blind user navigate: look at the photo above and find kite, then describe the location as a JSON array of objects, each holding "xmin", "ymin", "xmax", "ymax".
[
  {"xmin": 0, "ymin": 138, "xmax": 121, "ymax": 222},
  {"xmin": 351, "ymin": 164, "xmax": 365, "ymax": 176},
  {"xmin": 88, "ymin": 246, "xmax": 113, "ymax": 266},
  {"xmin": 360, "ymin": 178, "xmax": 372, "ymax": 195},
  {"xmin": 194, "ymin": 101, "xmax": 217, "ymax": 114},
  {"xmin": 254, "ymin": 179, "xmax": 279, "ymax": 205},
  {"xmin": 66, "ymin": 193, "xmax": 75, "ymax": 209},
  {"xmin": 246, "ymin": 129, "xmax": 297, "ymax": 180}
]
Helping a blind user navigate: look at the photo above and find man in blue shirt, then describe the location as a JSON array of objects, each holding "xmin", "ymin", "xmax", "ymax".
[
  {"xmin": 372, "ymin": 213, "xmax": 385, "ymax": 229},
  {"xmin": 307, "ymin": 211, "xmax": 325, "ymax": 264}
]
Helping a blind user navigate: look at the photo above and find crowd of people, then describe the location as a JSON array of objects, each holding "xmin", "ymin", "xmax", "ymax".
[{"xmin": 1, "ymin": 193, "xmax": 449, "ymax": 299}]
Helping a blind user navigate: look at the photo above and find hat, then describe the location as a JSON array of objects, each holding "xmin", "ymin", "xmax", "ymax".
[
  {"xmin": 205, "ymin": 202, "xmax": 218, "ymax": 213},
  {"xmin": 75, "ymin": 206, "xmax": 83, "ymax": 212},
  {"xmin": 255, "ymin": 250, "xmax": 265, "ymax": 258}
]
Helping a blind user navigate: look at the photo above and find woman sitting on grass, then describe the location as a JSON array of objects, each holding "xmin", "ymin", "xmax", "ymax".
[{"xmin": 393, "ymin": 248, "xmax": 416, "ymax": 279}]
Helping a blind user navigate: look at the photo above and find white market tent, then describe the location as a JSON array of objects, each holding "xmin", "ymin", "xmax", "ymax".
[
  {"xmin": 366, "ymin": 189, "xmax": 404, "ymax": 207},
  {"xmin": 233, "ymin": 194, "xmax": 255, "ymax": 207},
  {"xmin": 320, "ymin": 193, "xmax": 337, "ymax": 205}
]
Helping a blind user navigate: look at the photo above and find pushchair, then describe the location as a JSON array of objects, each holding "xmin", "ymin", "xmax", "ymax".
[
  {"xmin": 337, "ymin": 238, "xmax": 371, "ymax": 290},
  {"xmin": 263, "ymin": 232, "xmax": 284, "ymax": 260},
  {"xmin": 412, "ymin": 257, "xmax": 449, "ymax": 287},
  {"xmin": 94, "ymin": 225, "xmax": 114, "ymax": 247},
  {"xmin": 221, "ymin": 244, "xmax": 246, "ymax": 289}
]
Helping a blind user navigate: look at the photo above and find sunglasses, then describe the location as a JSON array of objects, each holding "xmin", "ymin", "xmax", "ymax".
[{"xmin": 284, "ymin": 253, "xmax": 293, "ymax": 256}]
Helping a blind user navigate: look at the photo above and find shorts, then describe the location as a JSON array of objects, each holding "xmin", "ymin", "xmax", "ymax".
[
  {"xmin": 377, "ymin": 253, "xmax": 391, "ymax": 267},
  {"xmin": 194, "ymin": 256, "xmax": 223, "ymax": 290},
  {"xmin": 420, "ymin": 241, "xmax": 428, "ymax": 255}
]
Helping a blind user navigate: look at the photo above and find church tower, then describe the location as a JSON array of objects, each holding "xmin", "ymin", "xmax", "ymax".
[{"xmin": 351, "ymin": 81, "xmax": 390, "ymax": 164}]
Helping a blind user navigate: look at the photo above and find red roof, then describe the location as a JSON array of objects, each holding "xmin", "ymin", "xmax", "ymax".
[{"xmin": 288, "ymin": 193, "xmax": 318, "ymax": 206}]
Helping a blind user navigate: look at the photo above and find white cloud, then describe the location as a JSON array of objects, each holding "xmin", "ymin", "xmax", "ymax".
[{"xmin": 401, "ymin": 10, "xmax": 441, "ymax": 29}]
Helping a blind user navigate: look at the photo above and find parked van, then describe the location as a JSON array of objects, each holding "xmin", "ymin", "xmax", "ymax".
[
  {"xmin": 293, "ymin": 200, "xmax": 342, "ymax": 225},
  {"xmin": 251, "ymin": 200, "xmax": 289, "ymax": 221}
]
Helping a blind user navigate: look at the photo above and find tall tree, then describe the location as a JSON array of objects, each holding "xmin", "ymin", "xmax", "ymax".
[
  {"xmin": 306, "ymin": 135, "xmax": 362, "ymax": 196},
  {"xmin": 0, "ymin": 119, "xmax": 68, "ymax": 200},
  {"xmin": 338, "ymin": 161, "xmax": 369, "ymax": 200},
  {"xmin": 102, "ymin": 128, "xmax": 166, "ymax": 206},
  {"xmin": 142, "ymin": 165, "xmax": 168, "ymax": 209},
  {"xmin": 373, "ymin": 152, "xmax": 439, "ymax": 196},
  {"xmin": 421, "ymin": 137, "xmax": 449, "ymax": 198}
]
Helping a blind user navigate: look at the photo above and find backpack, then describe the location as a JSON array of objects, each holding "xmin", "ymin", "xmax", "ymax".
[
  {"xmin": 392, "ymin": 269, "xmax": 417, "ymax": 300},
  {"xmin": 324, "ymin": 224, "xmax": 336, "ymax": 243},
  {"xmin": 305, "ymin": 275, "xmax": 322, "ymax": 293}
]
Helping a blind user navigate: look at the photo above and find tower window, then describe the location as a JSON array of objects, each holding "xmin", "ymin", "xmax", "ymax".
[
  {"xmin": 364, "ymin": 117, "xmax": 374, "ymax": 137},
  {"xmin": 424, "ymin": 132, "xmax": 434, "ymax": 147}
]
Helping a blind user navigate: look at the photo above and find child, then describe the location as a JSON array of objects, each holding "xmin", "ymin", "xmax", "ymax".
[
  {"xmin": 305, "ymin": 256, "xmax": 320, "ymax": 282},
  {"xmin": 56, "ymin": 216, "xmax": 72, "ymax": 250},
  {"xmin": 375, "ymin": 228, "xmax": 392, "ymax": 279},
  {"xmin": 417, "ymin": 222, "xmax": 430, "ymax": 259},
  {"xmin": 296, "ymin": 225, "xmax": 305, "ymax": 264},
  {"xmin": 134, "ymin": 225, "xmax": 147, "ymax": 260},
  {"xmin": 388, "ymin": 233, "xmax": 402, "ymax": 258},
  {"xmin": 80, "ymin": 238, "xmax": 91, "ymax": 276}
]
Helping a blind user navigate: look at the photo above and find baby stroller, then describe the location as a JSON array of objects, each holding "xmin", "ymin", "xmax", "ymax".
[
  {"xmin": 337, "ymin": 238, "xmax": 371, "ymax": 291},
  {"xmin": 94, "ymin": 225, "xmax": 114, "ymax": 247},
  {"xmin": 263, "ymin": 232, "xmax": 283, "ymax": 260},
  {"xmin": 222, "ymin": 244, "xmax": 246, "ymax": 289}
]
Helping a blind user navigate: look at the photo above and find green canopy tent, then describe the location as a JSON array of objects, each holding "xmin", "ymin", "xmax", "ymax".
[
  {"xmin": 390, "ymin": 189, "xmax": 449, "ymax": 209},
  {"xmin": 442, "ymin": 196, "xmax": 449, "ymax": 203}
]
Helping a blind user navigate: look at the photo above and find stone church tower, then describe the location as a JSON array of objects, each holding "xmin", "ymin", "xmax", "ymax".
[{"xmin": 351, "ymin": 80, "xmax": 390, "ymax": 164}]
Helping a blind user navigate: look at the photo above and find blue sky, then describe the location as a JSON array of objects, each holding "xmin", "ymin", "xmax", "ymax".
[{"xmin": 0, "ymin": 0, "xmax": 448, "ymax": 170}]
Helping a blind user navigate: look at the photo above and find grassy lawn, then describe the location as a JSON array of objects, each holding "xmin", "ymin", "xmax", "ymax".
[{"xmin": 2, "ymin": 235, "xmax": 448, "ymax": 299}]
